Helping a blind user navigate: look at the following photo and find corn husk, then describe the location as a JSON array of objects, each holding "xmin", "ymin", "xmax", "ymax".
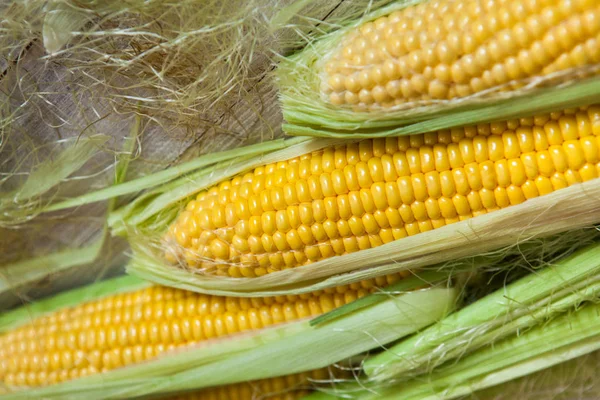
[
  {"xmin": 0, "ymin": 275, "xmax": 456, "ymax": 400},
  {"xmin": 367, "ymin": 302, "xmax": 600, "ymax": 400},
  {"xmin": 277, "ymin": 0, "xmax": 600, "ymax": 138},
  {"xmin": 0, "ymin": 117, "xmax": 139, "ymax": 298},
  {"xmin": 0, "ymin": 134, "xmax": 109, "ymax": 227},
  {"xmin": 0, "ymin": 231, "xmax": 106, "ymax": 297},
  {"xmin": 469, "ymin": 348, "xmax": 600, "ymax": 400},
  {"xmin": 42, "ymin": 1, "xmax": 91, "ymax": 55},
  {"xmin": 304, "ymin": 242, "xmax": 600, "ymax": 400},
  {"xmin": 364, "ymin": 242, "xmax": 600, "ymax": 380},
  {"xmin": 308, "ymin": 301, "xmax": 600, "ymax": 400}
]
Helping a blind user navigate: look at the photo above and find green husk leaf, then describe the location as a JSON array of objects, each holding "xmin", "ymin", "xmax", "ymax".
[
  {"xmin": 364, "ymin": 242, "xmax": 600, "ymax": 380},
  {"xmin": 0, "ymin": 133, "xmax": 111, "ymax": 293},
  {"xmin": 112, "ymin": 114, "xmax": 141, "ymax": 191},
  {"xmin": 43, "ymin": 1, "xmax": 92, "ymax": 55},
  {"xmin": 0, "ymin": 275, "xmax": 149, "ymax": 333},
  {"xmin": 0, "ymin": 287, "xmax": 457, "ymax": 400},
  {"xmin": 0, "ymin": 134, "xmax": 110, "ymax": 226},
  {"xmin": 0, "ymin": 233, "xmax": 105, "ymax": 297},
  {"xmin": 304, "ymin": 244, "xmax": 600, "ymax": 400},
  {"xmin": 14, "ymin": 135, "xmax": 109, "ymax": 202},
  {"xmin": 370, "ymin": 300, "xmax": 600, "ymax": 400},
  {"xmin": 307, "ymin": 300, "xmax": 600, "ymax": 400},
  {"xmin": 127, "ymin": 178, "xmax": 600, "ymax": 296},
  {"xmin": 282, "ymin": 78, "xmax": 600, "ymax": 138},
  {"xmin": 469, "ymin": 348, "xmax": 600, "ymax": 400},
  {"xmin": 277, "ymin": 0, "xmax": 600, "ymax": 138},
  {"xmin": 310, "ymin": 269, "xmax": 453, "ymax": 326},
  {"xmin": 49, "ymin": 137, "xmax": 311, "ymax": 215},
  {"xmin": 0, "ymin": 118, "xmax": 140, "ymax": 297}
]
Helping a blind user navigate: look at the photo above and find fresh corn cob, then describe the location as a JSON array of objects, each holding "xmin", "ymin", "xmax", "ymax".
[
  {"xmin": 0, "ymin": 276, "xmax": 455, "ymax": 400},
  {"xmin": 164, "ymin": 106, "xmax": 600, "ymax": 279},
  {"xmin": 0, "ymin": 277, "xmax": 399, "ymax": 389},
  {"xmin": 278, "ymin": 0, "xmax": 600, "ymax": 137},
  {"xmin": 322, "ymin": 0, "xmax": 600, "ymax": 108}
]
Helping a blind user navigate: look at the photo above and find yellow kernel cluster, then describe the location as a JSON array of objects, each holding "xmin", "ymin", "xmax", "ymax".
[
  {"xmin": 166, "ymin": 369, "xmax": 328, "ymax": 400},
  {"xmin": 165, "ymin": 107, "xmax": 600, "ymax": 278},
  {"xmin": 321, "ymin": 0, "xmax": 600, "ymax": 109},
  {"xmin": 0, "ymin": 279, "xmax": 397, "ymax": 389}
]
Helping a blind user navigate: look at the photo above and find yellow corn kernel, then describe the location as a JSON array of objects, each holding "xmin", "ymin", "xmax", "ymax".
[
  {"xmin": 321, "ymin": 0, "xmax": 600, "ymax": 108},
  {"xmin": 165, "ymin": 108, "xmax": 600, "ymax": 278}
]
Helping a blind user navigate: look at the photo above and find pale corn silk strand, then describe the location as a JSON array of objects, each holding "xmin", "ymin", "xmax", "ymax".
[
  {"xmin": 320, "ymin": 0, "xmax": 600, "ymax": 111},
  {"xmin": 164, "ymin": 106, "xmax": 600, "ymax": 278},
  {"xmin": 0, "ymin": 278, "xmax": 395, "ymax": 391}
]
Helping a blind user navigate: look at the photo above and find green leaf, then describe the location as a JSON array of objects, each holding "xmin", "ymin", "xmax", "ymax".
[
  {"xmin": 0, "ymin": 234, "xmax": 105, "ymax": 297},
  {"xmin": 0, "ymin": 117, "xmax": 140, "ymax": 295},
  {"xmin": 7, "ymin": 135, "xmax": 109, "ymax": 203},
  {"xmin": 364, "ymin": 243, "xmax": 600, "ymax": 380},
  {"xmin": 48, "ymin": 137, "xmax": 312, "ymax": 215},
  {"xmin": 310, "ymin": 269, "xmax": 454, "ymax": 326},
  {"xmin": 43, "ymin": 1, "xmax": 92, "ymax": 55},
  {"xmin": 371, "ymin": 300, "xmax": 600, "ymax": 400}
]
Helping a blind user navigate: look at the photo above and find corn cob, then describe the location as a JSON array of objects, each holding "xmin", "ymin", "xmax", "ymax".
[
  {"xmin": 0, "ymin": 278, "xmax": 397, "ymax": 389},
  {"xmin": 278, "ymin": 0, "xmax": 600, "ymax": 138},
  {"xmin": 164, "ymin": 106, "xmax": 600, "ymax": 278},
  {"xmin": 321, "ymin": 0, "xmax": 600, "ymax": 110}
]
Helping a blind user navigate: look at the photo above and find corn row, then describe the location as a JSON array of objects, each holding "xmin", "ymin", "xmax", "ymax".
[
  {"xmin": 164, "ymin": 106, "xmax": 600, "ymax": 278},
  {"xmin": 321, "ymin": 0, "xmax": 600, "ymax": 109},
  {"xmin": 0, "ymin": 278, "xmax": 397, "ymax": 388}
]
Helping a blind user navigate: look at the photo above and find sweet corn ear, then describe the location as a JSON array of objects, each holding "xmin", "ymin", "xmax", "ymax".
[
  {"xmin": 321, "ymin": 0, "xmax": 600, "ymax": 110},
  {"xmin": 165, "ymin": 106, "xmax": 600, "ymax": 278},
  {"xmin": 0, "ymin": 281, "xmax": 391, "ymax": 389}
]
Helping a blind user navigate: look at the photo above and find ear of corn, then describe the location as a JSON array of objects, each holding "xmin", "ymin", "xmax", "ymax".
[
  {"xmin": 0, "ymin": 272, "xmax": 403, "ymax": 388},
  {"xmin": 0, "ymin": 276, "xmax": 150, "ymax": 335},
  {"xmin": 163, "ymin": 106, "xmax": 600, "ymax": 278},
  {"xmin": 0, "ymin": 274, "xmax": 456, "ymax": 400},
  {"xmin": 111, "ymin": 107, "xmax": 600, "ymax": 296},
  {"xmin": 278, "ymin": 0, "xmax": 600, "ymax": 138}
]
